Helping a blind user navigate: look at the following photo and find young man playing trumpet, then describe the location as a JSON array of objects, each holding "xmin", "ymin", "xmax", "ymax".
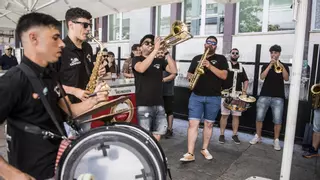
[
  {"xmin": 250, "ymin": 45, "xmax": 289, "ymax": 151},
  {"xmin": 132, "ymin": 34, "xmax": 177, "ymax": 141},
  {"xmin": 180, "ymin": 36, "xmax": 228, "ymax": 162},
  {"xmin": 219, "ymin": 48, "xmax": 248, "ymax": 144}
]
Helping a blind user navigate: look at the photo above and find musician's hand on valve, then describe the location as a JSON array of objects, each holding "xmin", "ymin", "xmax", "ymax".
[
  {"xmin": 74, "ymin": 88, "xmax": 90, "ymax": 101},
  {"xmin": 270, "ymin": 59, "xmax": 277, "ymax": 66},
  {"xmin": 154, "ymin": 37, "xmax": 161, "ymax": 51},
  {"xmin": 202, "ymin": 60, "xmax": 212, "ymax": 69}
]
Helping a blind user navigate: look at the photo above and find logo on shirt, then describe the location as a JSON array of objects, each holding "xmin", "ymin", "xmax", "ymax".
[
  {"xmin": 87, "ymin": 54, "xmax": 92, "ymax": 63},
  {"xmin": 70, "ymin": 57, "xmax": 81, "ymax": 66},
  {"xmin": 210, "ymin": 60, "xmax": 217, "ymax": 65},
  {"xmin": 54, "ymin": 85, "xmax": 61, "ymax": 97},
  {"xmin": 154, "ymin": 64, "xmax": 160, "ymax": 69}
]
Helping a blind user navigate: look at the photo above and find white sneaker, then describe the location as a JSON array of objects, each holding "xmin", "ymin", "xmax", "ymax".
[
  {"xmin": 179, "ymin": 152, "xmax": 195, "ymax": 162},
  {"xmin": 200, "ymin": 149, "xmax": 213, "ymax": 160},
  {"xmin": 249, "ymin": 134, "xmax": 262, "ymax": 145},
  {"xmin": 273, "ymin": 139, "xmax": 281, "ymax": 151}
]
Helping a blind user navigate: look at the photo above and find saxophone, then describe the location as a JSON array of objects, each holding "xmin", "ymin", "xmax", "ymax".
[
  {"xmin": 311, "ymin": 83, "xmax": 320, "ymax": 109},
  {"xmin": 85, "ymin": 34, "xmax": 105, "ymax": 94},
  {"xmin": 189, "ymin": 48, "xmax": 210, "ymax": 90}
]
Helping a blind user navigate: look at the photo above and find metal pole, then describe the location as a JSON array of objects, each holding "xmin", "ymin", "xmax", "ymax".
[{"xmin": 280, "ymin": 1, "xmax": 309, "ymax": 180}]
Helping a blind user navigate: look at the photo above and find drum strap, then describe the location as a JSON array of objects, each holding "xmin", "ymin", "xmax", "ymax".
[{"xmin": 18, "ymin": 63, "xmax": 67, "ymax": 140}]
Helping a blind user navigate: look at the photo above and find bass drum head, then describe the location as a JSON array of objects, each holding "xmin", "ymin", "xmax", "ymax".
[{"xmin": 56, "ymin": 125, "xmax": 166, "ymax": 180}]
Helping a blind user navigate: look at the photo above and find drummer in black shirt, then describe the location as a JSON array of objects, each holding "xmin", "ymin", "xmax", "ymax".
[
  {"xmin": 132, "ymin": 34, "xmax": 177, "ymax": 142},
  {"xmin": 249, "ymin": 45, "xmax": 289, "ymax": 151},
  {"xmin": 219, "ymin": 48, "xmax": 248, "ymax": 145},
  {"xmin": 0, "ymin": 12, "xmax": 108, "ymax": 180},
  {"xmin": 180, "ymin": 36, "xmax": 228, "ymax": 162}
]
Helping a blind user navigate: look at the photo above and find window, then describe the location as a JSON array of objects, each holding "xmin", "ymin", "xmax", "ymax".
[
  {"xmin": 312, "ymin": 0, "xmax": 320, "ymax": 30},
  {"xmin": 184, "ymin": 0, "xmax": 225, "ymax": 36},
  {"xmin": 108, "ymin": 13, "xmax": 130, "ymax": 41},
  {"xmin": 157, "ymin": 4, "xmax": 171, "ymax": 36},
  {"xmin": 268, "ymin": 0, "xmax": 294, "ymax": 31},
  {"xmin": 205, "ymin": 0, "xmax": 225, "ymax": 34},
  {"xmin": 238, "ymin": 0, "xmax": 263, "ymax": 33},
  {"xmin": 237, "ymin": 0, "xmax": 294, "ymax": 33}
]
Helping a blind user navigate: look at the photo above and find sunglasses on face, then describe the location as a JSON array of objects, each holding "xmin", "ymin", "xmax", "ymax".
[
  {"xmin": 102, "ymin": 55, "xmax": 108, "ymax": 58},
  {"xmin": 72, "ymin": 21, "xmax": 92, "ymax": 29},
  {"xmin": 206, "ymin": 41, "xmax": 217, "ymax": 46},
  {"xmin": 143, "ymin": 41, "xmax": 154, "ymax": 46},
  {"xmin": 6, "ymin": 49, "xmax": 12, "ymax": 51},
  {"xmin": 231, "ymin": 52, "xmax": 239, "ymax": 55}
]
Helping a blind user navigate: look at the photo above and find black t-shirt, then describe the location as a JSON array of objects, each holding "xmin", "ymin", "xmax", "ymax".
[
  {"xmin": 0, "ymin": 54, "xmax": 18, "ymax": 70},
  {"xmin": 188, "ymin": 54, "xmax": 228, "ymax": 96},
  {"xmin": 222, "ymin": 62, "xmax": 248, "ymax": 91},
  {"xmin": 132, "ymin": 56, "xmax": 167, "ymax": 106},
  {"xmin": 0, "ymin": 56, "xmax": 65, "ymax": 179},
  {"xmin": 259, "ymin": 61, "xmax": 290, "ymax": 98},
  {"xmin": 51, "ymin": 36, "xmax": 94, "ymax": 103}
]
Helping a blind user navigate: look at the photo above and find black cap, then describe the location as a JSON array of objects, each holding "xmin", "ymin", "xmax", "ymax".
[{"xmin": 140, "ymin": 34, "xmax": 155, "ymax": 45}]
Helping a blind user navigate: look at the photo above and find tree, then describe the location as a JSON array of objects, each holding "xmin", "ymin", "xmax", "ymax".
[{"xmin": 239, "ymin": 0, "xmax": 263, "ymax": 33}]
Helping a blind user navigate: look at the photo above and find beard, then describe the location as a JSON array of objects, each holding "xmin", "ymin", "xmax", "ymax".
[{"xmin": 231, "ymin": 57, "xmax": 238, "ymax": 62}]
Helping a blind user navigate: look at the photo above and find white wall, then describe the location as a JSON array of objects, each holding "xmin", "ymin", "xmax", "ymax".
[{"xmin": 232, "ymin": 32, "xmax": 295, "ymax": 63}]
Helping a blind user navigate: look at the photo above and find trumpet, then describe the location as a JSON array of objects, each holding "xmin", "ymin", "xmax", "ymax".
[
  {"xmin": 151, "ymin": 20, "xmax": 193, "ymax": 51},
  {"xmin": 311, "ymin": 83, "xmax": 320, "ymax": 109},
  {"xmin": 274, "ymin": 60, "xmax": 283, "ymax": 73}
]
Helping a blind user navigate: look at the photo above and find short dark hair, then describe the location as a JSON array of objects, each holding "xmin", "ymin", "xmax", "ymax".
[
  {"xmin": 16, "ymin": 12, "xmax": 60, "ymax": 41},
  {"xmin": 65, "ymin": 7, "xmax": 92, "ymax": 27},
  {"xmin": 107, "ymin": 51, "xmax": 115, "ymax": 57},
  {"xmin": 269, "ymin": 44, "xmax": 281, "ymax": 53},
  {"xmin": 140, "ymin": 34, "xmax": 155, "ymax": 45},
  {"xmin": 206, "ymin": 36, "xmax": 218, "ymax": 44},
  {"xmin": 131, "ymin": 44, "xmax": 140, "ymax": 51},
  {"xmin": 230, "ymin": 48, "xmax": 239, "ymax": 53}
]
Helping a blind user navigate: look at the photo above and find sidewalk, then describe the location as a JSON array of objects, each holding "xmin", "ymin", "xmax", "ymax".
[{"xmin": 0, "ymin": 119, "xmax": 319, "ymax": 180}]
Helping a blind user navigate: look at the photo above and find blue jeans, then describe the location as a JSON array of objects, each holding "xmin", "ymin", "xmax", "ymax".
[
  {"xmin": 137, "ymin": 106, "xmax": 167, "ymax": 135},
  {"xmin": 256, "ymin": 96, "xmax": 284, "ymax": 124},
  {"xmin": 313, "ymin": 109, "xmax": 320, "ymax": 133},
  {"xmin": 188, "ymin": 93, "xmax": 221, "ymax": 122}
]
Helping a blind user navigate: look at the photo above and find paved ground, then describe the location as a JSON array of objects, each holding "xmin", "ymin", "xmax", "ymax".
[{"xmin": 0, "ymin": 119, "xmax": 319, "ymax": 180}]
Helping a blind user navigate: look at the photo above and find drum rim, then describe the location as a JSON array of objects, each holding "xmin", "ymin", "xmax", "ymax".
[{"xmin": 56, "ymin": 126, "xmax": 165, "ymax": 180}]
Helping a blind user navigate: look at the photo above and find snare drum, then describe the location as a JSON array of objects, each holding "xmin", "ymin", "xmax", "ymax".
[
  {"xmin": 223, "ymin": 97, "xmax": 250, "ymax": 112},
  {"xmin": 55, "ymin": 123, "xmax": 168, "ymax": 180}
]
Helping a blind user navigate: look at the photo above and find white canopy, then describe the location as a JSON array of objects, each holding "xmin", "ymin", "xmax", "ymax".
[{"xmin": 0, "ymin": 0, "xmax": 182, "ymax": 29}]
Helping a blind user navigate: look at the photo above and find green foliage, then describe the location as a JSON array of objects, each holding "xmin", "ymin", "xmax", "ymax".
[{"xmin": 239, "ymin": 0, "xmax": 263, "ymax": 33}]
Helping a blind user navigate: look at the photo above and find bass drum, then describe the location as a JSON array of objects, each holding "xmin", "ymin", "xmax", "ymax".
[{"xmin": 55, "ymin": 123, "xmax": 168, "ymax": 180}]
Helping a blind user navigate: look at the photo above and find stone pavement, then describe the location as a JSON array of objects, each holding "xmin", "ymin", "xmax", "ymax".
[{"xmin": 0, "ymin": 119, "xmax": 319, "ymax": 180}]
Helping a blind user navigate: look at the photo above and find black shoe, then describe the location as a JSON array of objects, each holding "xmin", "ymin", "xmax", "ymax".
[
  {"xmin": 302, "ymin": 147, "xmax": 319, "ymax": 158},
  {"xmin": 219, "ymin": 135, "xmax": 225, "ymax": 144},
  {"xmin": 165, "ymin": 129, "xmax": 173, "ymax": 138},
  {"xmin": 232, "ymin": 135, "xmax": 241, "ymax": 145}
]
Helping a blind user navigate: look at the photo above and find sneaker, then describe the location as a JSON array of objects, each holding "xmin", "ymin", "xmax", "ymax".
[
  {"xmin": 179, "ymin": 152, "xmax": 195, "ymax": 162},
  {"xmin": 200, "ymin": 149, "xmax": 213, "ymax": 160},
  {"xmin": 249, "ymin": 134, "xmax": 262, "ymax": 145},
  {"xmin": 219, "ymin": 135, "xmax": 225, "ymax": 144},
  {"xmin": 165, "ymin": 129, "xmax": 173, "ymax": 139},
  {"xmin": 232, "ymin": 135, "xmax": 241, "ymax": 144},
  {"xmin": 302, "ymin": 147, "xmax": 320, "ymax": 158},
  {"xmin": 273, "ymin": 139, "xmax": 281, "ymax": 151}
]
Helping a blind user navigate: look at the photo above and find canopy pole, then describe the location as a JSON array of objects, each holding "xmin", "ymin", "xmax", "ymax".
[{"xmin": 280, "ymin": 0, "xmax": 309, "ymax": 180}]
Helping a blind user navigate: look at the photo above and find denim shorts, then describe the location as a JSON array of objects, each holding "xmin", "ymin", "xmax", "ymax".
[
  {"xmin": 188, "ymin": 92, "xmax": 221, "ymax": 122},
  {"xmin": 313, "ymin": 109, "xmax": 320, "ymax": 133},
  {"xmin": 137, "ymin": 106, "xmax": 168, "ymax": 135},
  {"xmin": 256, "ymin": 96, "xmax": 284, "ymax": 124}
]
